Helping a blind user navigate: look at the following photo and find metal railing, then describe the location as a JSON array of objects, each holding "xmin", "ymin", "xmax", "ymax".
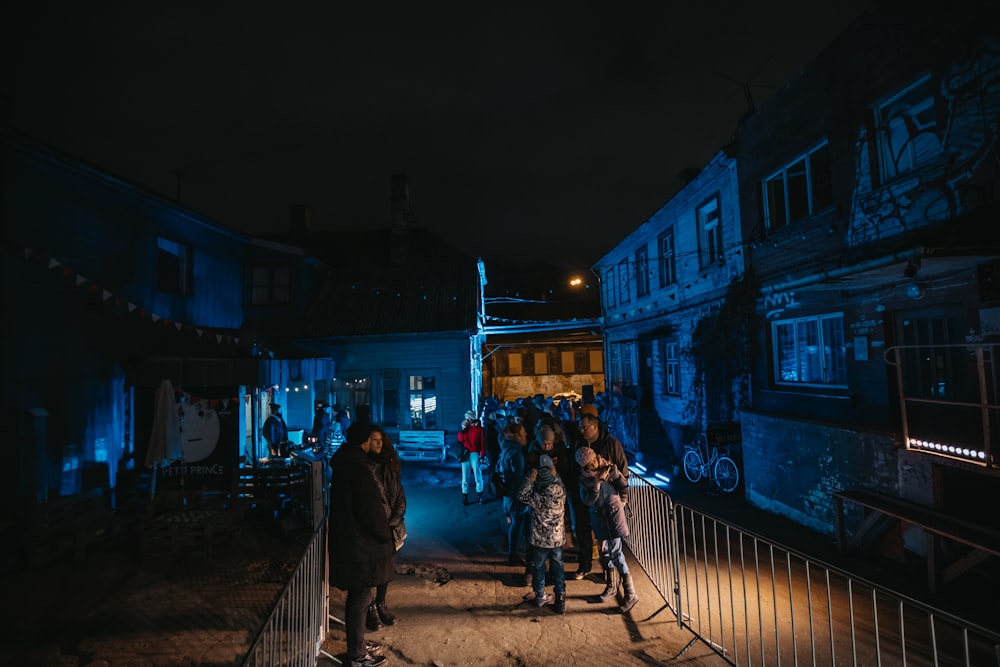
[
  {"xmin": 242, "ymin": 518, "xmax": 328, "ymax": 667},
  {"xmin": 626, "ymin": 474, "xmax": 1000, "ymax": 666}
]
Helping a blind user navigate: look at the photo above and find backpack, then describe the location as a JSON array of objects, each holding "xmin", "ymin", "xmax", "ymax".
[{"xmin": 490, "ymin": 460, "xmax": 508, "ymax": 497}]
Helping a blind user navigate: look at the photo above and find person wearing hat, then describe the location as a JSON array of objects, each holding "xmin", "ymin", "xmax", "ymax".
[
  {"xmin": 575, "ymin": 446, "xmax": 638, "ymax": 614},
  {"xmin": 517, "ymin": 454, "xmax": 568, "ymax": 613},
  {"xmin": 568, "ymin": 402, "xmax": 630, "ymax": 580},
  {"xmin": 263, "ymin": 402, "xmax": 289, "ymax": 458},
  {"xmin": 457, "ymin": 410, "xmax": 486, "ymax": 505}
]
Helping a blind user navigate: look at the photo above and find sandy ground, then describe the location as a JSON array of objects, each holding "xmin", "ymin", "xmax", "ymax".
[{"xmin": 320, "ymin": 462, "xmax": 726, "ymax": 666}]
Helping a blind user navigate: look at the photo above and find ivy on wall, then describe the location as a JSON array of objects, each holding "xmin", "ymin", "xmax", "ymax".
[{"xmin": 683, "ymin": 268, "xmax": 762, "ymax": 427}]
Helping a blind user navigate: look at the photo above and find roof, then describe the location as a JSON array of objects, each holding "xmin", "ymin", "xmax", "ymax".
[{"xmin": 297, "ymin": 227, "xmax": 481, "ymax": 337}]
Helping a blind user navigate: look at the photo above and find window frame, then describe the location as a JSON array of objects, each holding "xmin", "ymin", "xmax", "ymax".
[
  {"xmin": 249, "ymin": 264, "xmax": 291, "ymax": 306},
  {"xmin": 771, "ymin": 312, "xmax": 848, "ymax": 388},
  {"xmin": 761, "ymin": 142, "xmax": 833, "ymax": 233},
  {"xmin": 874, "ymin": 74, "xmax": 941, "ymax": 183},
  {"xmin": 658, "ymin": 227, "xmax": 676, "ymax": 288},
  {"xmin": 617, "ymin": 258, "xmax": 631, "ymax": 304},
  {"xmin": 662, "ymin": 338, "xmax": 681, "ymax": 396},
  {"xmin": 156, "ymin": 236, "xmax": 193, "ymax": 296},
  {"xmin": 635, "ymin": 246, "xmax": 650, "ymax": 298},
  {"xmin": 407, "ymin": 373, "xmax": 438, "ymax": 430},
  {"xmin": 696, "ymin": 195, "xmax": 723, "ymax": 269}
]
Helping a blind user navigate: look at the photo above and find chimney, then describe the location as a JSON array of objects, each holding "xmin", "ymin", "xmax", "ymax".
[
  {"xmin": 390, "ymin": 174, "xmax": 408, "ymax": 265},
  {"xmin": 289, "ymin": 204, "xmax": 312, "ymax": 237}
]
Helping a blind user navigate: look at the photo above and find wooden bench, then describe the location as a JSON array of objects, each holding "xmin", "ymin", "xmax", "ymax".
[
  {"xmin": 396, "ymin": 430, "xmax": 447, "ymax": 463},
  {"xmin": 25, "ymin": 488, "xmax": 117, "ymax": 567},
  {"xmin": 833, "ymin": 488, "xmax": 1000, "ymax": 593}
]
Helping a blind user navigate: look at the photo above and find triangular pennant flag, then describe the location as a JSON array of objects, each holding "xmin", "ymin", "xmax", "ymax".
[
  {"xmin": 196, "ymin": 329, "xmax": 204, "ymax": 337},
  {"xmin": 151, "ymin": 314, "xmax": 160, "ymax": 323},
  {"xmin": 48, "ymin": 258, "xmax": 61, "ymax": 269},
  {"xmin": 102, "ymin": 290, "xmax": 113, "ymax": 301},
  {"xmin": 24, "ymin": 248, "xmax": 32, "ymax": 260},
  {"xmin": 175, "ymin": 322, "xmax": 183, "ymax": 330},
  {"xmin": 216, "ymin": 334, "xmax": 223, "ymax": 343},
  {"xmin": 234, "ymin": 337, "xmax": 240, "ymax": 345},
  {"xmin": 75, "ymin": 275, "xmax": 87, "ymax": 286},
  {"xmin": 128, "ymin": 302, "xmax": 137, "ymax": 312}
]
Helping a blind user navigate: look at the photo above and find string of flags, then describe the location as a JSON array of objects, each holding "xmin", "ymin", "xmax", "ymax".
[
  {"xmin": 175, "ymin": 386, "xmax": 240, "ymax": 410},
  {"xmin": 20, "ymin": 245, "xmax": 247, "ymax": 348}
]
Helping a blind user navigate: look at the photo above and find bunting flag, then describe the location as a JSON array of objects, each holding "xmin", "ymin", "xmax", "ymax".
[
  {"xmin": 19, "ymin": 245, "xmax": 252, "ymax": 349},
  {"xmin": 174, "ymin": 385, "xmax": 241, "ymax": 407}
]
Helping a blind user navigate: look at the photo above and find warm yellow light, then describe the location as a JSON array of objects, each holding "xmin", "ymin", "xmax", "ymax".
[{"xmin": 569, "ymin": 277, "xmax": 583, "ymax": 287}]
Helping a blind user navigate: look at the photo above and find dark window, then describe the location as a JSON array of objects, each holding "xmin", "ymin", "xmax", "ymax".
[
  {"xmin": 658, "ymin": 228, "xmax": 676, "ymax": 287},
  {"xmin": 250, "ymin": 265, "xmax": 291, "ymax": 305},
  {"xmin": 762, "ymin": 142, "xmax": 833, "ymax": 232},
  {"xmin": 635, "ymin": 247, "xmax": 649, "ymax": 297},
  {"xmin": 156, "ymin": 237, "xmax": 192, "ymax": 295}
]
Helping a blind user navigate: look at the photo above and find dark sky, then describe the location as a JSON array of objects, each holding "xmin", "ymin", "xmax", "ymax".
[{"xmin": 3, "ymin": 1, "xmax": 872, "ymax": 269}]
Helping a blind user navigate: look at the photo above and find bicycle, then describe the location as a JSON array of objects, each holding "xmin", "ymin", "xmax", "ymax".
[{"xmin": 682, "ymin": 434, "xmax": 740, "ymax": 493}]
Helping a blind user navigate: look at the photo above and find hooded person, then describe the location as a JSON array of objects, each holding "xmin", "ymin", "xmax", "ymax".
[
  {"xmin": 575, "ymin": 446, "xmax": 637, "ymax": 613},
  {"xmin": 517, "ymin": 454, "xmax": 568, "ymax": 612}
]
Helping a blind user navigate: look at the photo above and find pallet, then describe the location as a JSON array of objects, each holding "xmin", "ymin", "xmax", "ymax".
[{"xmin": 396, "ymin": 430, "xmax": 447, "ymax": 463}]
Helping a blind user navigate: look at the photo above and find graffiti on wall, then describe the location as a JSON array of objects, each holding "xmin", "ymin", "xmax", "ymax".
[
  {"xmin": 764, "ymin": 291, "xmax": 801, "ymax": 320},
  {"xmin": 849, "ymin": 39, "xmax": 1000, "ymax": 246}
]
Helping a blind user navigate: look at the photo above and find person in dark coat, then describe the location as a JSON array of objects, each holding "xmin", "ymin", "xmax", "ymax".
[
  {"xmin": 262, "ymin": 402, "xmax": 289, "ymax": 457},
  {"xmin": 576, "ymin": 445, "xmax": 638, "ymax": 614},
  {"xmin": 364, "ymin": 426, "xmax": 407, "ymax": 632},
  {"xmin": 328, "ymin": 428, "xmax": 393, "ymax": 667}
]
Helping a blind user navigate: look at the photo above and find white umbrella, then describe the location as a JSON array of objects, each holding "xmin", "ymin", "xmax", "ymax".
[{"xmin": 146, "ymin": 379, "xmax": 183, "ymax": 498}]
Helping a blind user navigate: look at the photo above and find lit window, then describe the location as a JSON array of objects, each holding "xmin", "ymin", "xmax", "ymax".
[
  {"xmin": 407, "ymin": 375, "xmax": 437, "ymax": 429},
  {"xmin": 534, "ymin": 352, "xmax": 548, "ymax": 374},
  {"xmin": 772, "ymin": 313, "xmax": 847, "ymax": 386},
  {"xmin": 156, "ymin": 237, "xmax": 192, "ymax": 296},
  {"xmin": 635, "ymin": 246, "xmax": 650, "ymax": 297},
  {"xmin": 561, "ymin": 351, "xmax": 575, "ymax": 373},
  {"xmin": 697, "ymin": 196, "xmax": 723, "ymax": 268},
  {"xmin": 589, "ymin": 349, "xmax": 604, "ymax": 373},
  {"xmin": 508, "ymin": 353, "xmax": 522, "ymax": 375},
  {"xmin": 762, "ymin": 143, "xmax": 833, "ymax": 233},
  {"xmin": 658, "ymin": 228, "xmax": 676, "ymax": 288},
  {"xmin": 875, "ymin": 75, "xmax": 942, "ymax": 183}
]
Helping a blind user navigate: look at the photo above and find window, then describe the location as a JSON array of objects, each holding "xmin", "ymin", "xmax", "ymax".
[
  {"xmin": 762, "ymin": 143, "xmax": 833, "ymax": 233},
  {"xmin": 589, "ymin": 349, "xmax": 604, "ymax": 372},
  {"xmin": 635, "ymin": 247, "xmax": 649, "ymax": 297},
  {"xmin": 508, "ymin": 353, "xmax": 522, "ymax": 375},
  {"xmin": 609, "ymin": 342, "xmax": 635, "ymax": 387},
  {"xmin": 662, "ymin": 339, "xmax": 680, "ymax": 396},
  {"xmin": 250, "ymin": 265, "xmax": 291, "ymax": 305},
  {"xmin": 534, "ymin": 352, "xmax": 548, "ymax": 374},
  {"xmin": 772, "ymin": 313, "xmax": 847, "ymax": 386},
  {"xmin": 603, "ymin": 267, "xmax": 616, "ymax": 308},
  {"xmin": 875, "ymin": 75, "xmax": 942, "ymax": 183},
  {"xmin": 561, "ymin": 351, "xmax": 575, "ymax": 373},
  {"xmin": 618, "ymin": 259, "xmax": 631, "ymax": 304},
  {"xmin": 697, "ymin": 196, "xmax": 723, "ymax": 268},
  {"xmin": 156, "ymin": 237, "xmax": 192, "ymax": 295},
  {"xmin": 408, "ymin": 374, "xmax": 437, "ymax": 429},
  {"xmin": 658, "ymin": 228, "xmax": 676, "ymax": 288}
]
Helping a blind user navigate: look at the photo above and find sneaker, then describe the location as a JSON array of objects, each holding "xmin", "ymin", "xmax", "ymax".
[
  {"xmin": 571, "ymin": 567, "xmax": 591, "ymax": 580},
  {"xmin": 365, "ymin": 640, "xmax": 384, "ymax": 656},
  {"xmin": 535, "ymin": 593, "xmax": 553, "ymax": 607},
  {"xmin": 350, "ymin": 650, "xmax": 387, "ymax": 667}
]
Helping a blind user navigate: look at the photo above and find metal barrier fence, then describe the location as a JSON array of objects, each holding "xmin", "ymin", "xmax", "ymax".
[
  {"xmin": 626, "ymin": 474, "xmax": 1000, "ymax": 666},
  {"xmin": 242, "ymin": 518, "xmax": 329, "ymax": 667}
]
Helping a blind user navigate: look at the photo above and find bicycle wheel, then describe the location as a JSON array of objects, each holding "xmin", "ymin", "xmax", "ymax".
[
  {"xmin": 713, "ymin": 456, "xmax": 740, "ymax": 492},
  {"xmin": 682, "ymin": 449, "xmax": 703, "ymax": 483}
]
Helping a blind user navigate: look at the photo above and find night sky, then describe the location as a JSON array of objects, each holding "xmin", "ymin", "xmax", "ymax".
[{"xmin": 3, "ymin": 1, "xmax": 873, "ymax": 269}]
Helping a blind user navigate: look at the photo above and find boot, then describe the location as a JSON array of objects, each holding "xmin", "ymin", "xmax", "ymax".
[
  {"xmin": 554, "ymin": 591, "xmax": 566, "ymax": 614},
  {"xmin": 598, "ymin": 568, "xmax": 618, "ymax": 602},
  {"xmin": 619, "ymin": 573, "xmax": 639, "ymax": 613},
  {"xmin": 366, "ymin": 603, "xmax": 383, "ymax": 631},
  {"xmin": 376, "ymin": 602, "xmax": 397, "ymax": 626},
  {"xmin": 462, "ymin": 493, "xmax": 469, "ymax": 506}
]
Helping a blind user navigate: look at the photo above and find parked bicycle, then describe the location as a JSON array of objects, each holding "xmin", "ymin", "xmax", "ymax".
[{"xmin": 682, "ymin": 434, "xmax": 740, "ymax": 493}]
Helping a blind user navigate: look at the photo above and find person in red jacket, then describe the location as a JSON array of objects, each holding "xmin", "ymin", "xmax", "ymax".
[{"xmin": 458, "ymin": 410, "xmax": 486, "ymax": 505}]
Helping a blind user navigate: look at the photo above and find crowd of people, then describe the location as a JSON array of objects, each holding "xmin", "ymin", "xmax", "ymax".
[{"xmin": 324, "ymin": 392, "xmax": 635, "ymax": 667}]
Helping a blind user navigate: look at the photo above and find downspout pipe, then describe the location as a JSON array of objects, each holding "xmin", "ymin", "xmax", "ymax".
[{"xmin": 760, "ymin": 246, "xmax": 925, "ymax": 295}]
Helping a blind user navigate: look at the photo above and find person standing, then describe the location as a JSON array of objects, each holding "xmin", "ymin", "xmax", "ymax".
[
  {"xmin": 328, "ymin": 426, "xmax": 392, "ymax": 667},
  {"xmin": 458, "ymin": 410, "xmax": 486, "ymax": 505},
  {"xmin": 569, "ymin": 403, "xmax": 629, "ymax": 579},
  {"xmin": 575, "ymin": 446, "xmax": 638, "ymax": 614},
  {"xmin": 311, "ymin": 401, "xmax": 333, "ymax": 455},
  {"xmin": 365, "ymin": 426, "xmax": 407, "ymax": 632},
  {"xmin": 262, "ymin": 402, "xmax": 288, "ymax": 458},
  {"xmin": 498, "ymin": 421, "xmax": 529, "ymax": 566},
  {"xmin": 517, "ymin": 454, "xmax": 568, "ymax": 613}
]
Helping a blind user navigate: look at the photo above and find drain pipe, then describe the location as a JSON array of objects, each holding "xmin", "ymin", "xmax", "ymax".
[{"xmin": 760, "ymin": 246, "xmax": 926, "ymax": 295}]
